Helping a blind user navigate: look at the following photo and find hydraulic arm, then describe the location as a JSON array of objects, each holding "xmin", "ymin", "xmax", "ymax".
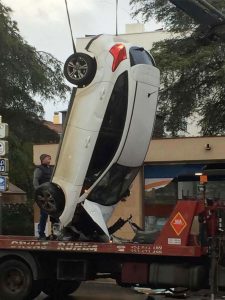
[{"xmin": 169, "ymin": 0, "xmax": 225, "ymax": 40}]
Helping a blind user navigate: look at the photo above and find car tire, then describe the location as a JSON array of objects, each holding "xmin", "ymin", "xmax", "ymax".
[
  {"xmin": 64, "ymin": 52, "xmax": 97, "ymax": 87},
  {"xmin": 35, "ymin": 182, "xmax": 65, "ymax": 218},
  {"xmin": 0, "ymin": 259, "xmax": 33, "ymax": 300}
]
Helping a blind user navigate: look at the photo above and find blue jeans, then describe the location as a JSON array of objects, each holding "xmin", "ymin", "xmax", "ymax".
[{"xmin": 38, "ymin": 209, "xmax": 48, "ymax": 237}]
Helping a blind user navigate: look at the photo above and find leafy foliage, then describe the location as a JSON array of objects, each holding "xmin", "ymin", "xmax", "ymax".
[
  {"xmin": 0, "ymin": 1, "xmax": 69, "ymax": 196},
  {"xmin": 130, "ymin": 0, "xmax": 197, "ymax": 33},
  {"xmin": 130, "ymin": 0, "xmax": 225, "ymax": 135}
]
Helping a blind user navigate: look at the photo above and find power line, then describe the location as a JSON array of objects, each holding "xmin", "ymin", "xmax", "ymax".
[{"xmin": 64, "ymin": 0, "xmax": 76, "ymax": 53}]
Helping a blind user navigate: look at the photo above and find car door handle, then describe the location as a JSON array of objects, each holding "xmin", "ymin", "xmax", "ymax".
[{"xmin": 85, "ymin": 136, "xmax": 91, "ymax": 148}]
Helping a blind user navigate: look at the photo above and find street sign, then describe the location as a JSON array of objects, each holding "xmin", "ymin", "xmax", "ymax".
[
  {"xmin": 0, "ymin": 176, "xmax": 8, "ymax": 192},
  {"xmin": 0, "ymin": 158, "xmax": 9, "ymax": 172},
  {"xmin": 0, "ymin": 141, "xmax": 8, "ymax": 156},
  {"xmin": 200, "ymin": 175, "xmax": 208, "ymax": 183},
  {"xmin": 0, "ymin": 123, "xmax": 8, "ymax": 139},
  {"xmin": 170, "ymin": 212, "xmax": 187, "ymax": 236}
]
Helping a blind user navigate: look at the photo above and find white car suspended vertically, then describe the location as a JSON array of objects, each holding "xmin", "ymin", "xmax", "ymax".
[{"xmin": 35, "ymin": 34, "xmax": 160, "ymax": 240}]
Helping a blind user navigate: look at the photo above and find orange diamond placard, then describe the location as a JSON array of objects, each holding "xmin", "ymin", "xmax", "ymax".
[{"xmin": 170, "ymin": 212, "xmax": 187, "ymax": 236}]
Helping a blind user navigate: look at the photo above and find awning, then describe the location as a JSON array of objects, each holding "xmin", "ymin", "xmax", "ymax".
[
  {"xmin": 145, "ymin": 178, "xmax": 173, "ymax": 191},
  {"xmin": 144, "ymin": 164, "xmax": 205, "ymax": 179},
  {"xmin": 144, "ymin": 164, "xmax": 205, "ymax": 192}
]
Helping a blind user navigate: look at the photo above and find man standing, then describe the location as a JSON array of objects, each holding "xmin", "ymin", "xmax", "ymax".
[{"xmin": 33, "ymin": 154, "xmax": 53, "ymax": 239}]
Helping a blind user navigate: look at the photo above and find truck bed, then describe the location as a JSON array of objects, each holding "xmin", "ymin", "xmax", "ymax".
[{"xmin": 0, "ymin": 235, "xmax": 203, "ymax": 257}]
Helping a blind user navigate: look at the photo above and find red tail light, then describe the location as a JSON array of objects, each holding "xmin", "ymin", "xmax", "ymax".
[{"xmin": 109, "ymin": 43, "xmax": 127, "ymax": 72}]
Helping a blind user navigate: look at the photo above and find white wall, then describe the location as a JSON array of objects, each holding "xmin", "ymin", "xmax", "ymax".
[{"xmin": 76, "ymin": 27, "xmax": 173, "ymax": 52}]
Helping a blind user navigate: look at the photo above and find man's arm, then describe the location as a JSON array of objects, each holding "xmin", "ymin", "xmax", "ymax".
[{"xmin": 33, "ymin": 168, "xmax": 42, "ymax": 190}]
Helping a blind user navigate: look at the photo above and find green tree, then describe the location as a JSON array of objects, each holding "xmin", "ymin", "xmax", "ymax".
[
  {"xmin": 130, "ymin": 0, "xmax": 225, "ymax": 136},
  {"xmin": 0, "ymin": 1, "xmax": 70, "ymax": 195}
]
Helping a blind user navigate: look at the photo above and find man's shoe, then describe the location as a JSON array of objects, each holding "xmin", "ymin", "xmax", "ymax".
[{"xmin": 38, "ymin": 234, "xmax": 47, "ymax": 240}]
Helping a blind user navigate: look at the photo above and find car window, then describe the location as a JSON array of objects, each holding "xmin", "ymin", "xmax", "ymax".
[
  {"xmin": 82, "ymin": 71, "xmax": 128, "ymax": 192},
  {"xmin": 130, "ymin": 47, "xmax": 155, "ymax": 66},
  {"xmin": 88, "ymin": 164, "xmax": 139, "ymax": 206}
]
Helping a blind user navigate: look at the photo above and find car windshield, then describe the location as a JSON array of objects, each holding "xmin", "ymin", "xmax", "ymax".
[{"xmin": 87, "ymin": 164, "xmax": 139, "ymax": 206}]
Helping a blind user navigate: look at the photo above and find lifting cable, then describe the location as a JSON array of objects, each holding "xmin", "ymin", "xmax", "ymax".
[{"xmin": 64, "ymin": 0, "xmax": 77, "ymax": 54}]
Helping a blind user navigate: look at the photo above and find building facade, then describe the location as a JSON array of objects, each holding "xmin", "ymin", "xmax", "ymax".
[{"xmin": 33, "ymin": 135, "xmax": 225, "ymax": 239}]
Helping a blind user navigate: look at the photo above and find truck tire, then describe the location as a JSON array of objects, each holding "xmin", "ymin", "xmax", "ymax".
[
  {"xmin": 0, "ymin": 259, "xmax": 32, "ymax": 300},
  {"xmin": 42, "ymin": 279, "xmax": 81, "ymax": 297}
]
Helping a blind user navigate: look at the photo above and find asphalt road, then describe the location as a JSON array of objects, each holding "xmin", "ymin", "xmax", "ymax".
[
  {"xmin": 35, "ymin": 280, "xmax": 225, "ymax": 300},
  {"xmin": 35, "ymin": 280, "xmax": 147, "ymax": 300}
]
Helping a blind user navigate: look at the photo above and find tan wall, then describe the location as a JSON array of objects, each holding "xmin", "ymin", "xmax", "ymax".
[
  {"xmin": 33, "ymin": 144, "xmax": 59, "ymax": 165},
  {"xmin": 146, "ymin": 136, "xmax": 225, "ymax": 163},
  {"xmin": 107, "ymin": 171, "xmax": 143, "ymax": 239},
  {"xmin": 33, "ymin": 136, "xmax": 225, "ymax": 239},
  {"xmin": 76, "ymin": 31, "xmax": 173, "ymax": 53},
  {"xmin": 2, "ymin": 194, "xmax": 26, "ymax": 204},
  {"xmin": 34, "ymin": 136, "xmax": 225, "ymax": 166},
  {"xmin": 33, "ymin": 203, "xmax": 40, "ymax": 223}
]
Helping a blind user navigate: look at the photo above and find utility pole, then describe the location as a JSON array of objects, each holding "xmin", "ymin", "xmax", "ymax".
[{"xmin": 116, "ymin": 0, "xmax": 118, "ymax": 36}]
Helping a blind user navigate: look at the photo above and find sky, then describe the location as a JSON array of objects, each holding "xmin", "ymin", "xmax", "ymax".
[{"xmin": 2, "ymin": 0, "xmax": 160, "ymax": 121}]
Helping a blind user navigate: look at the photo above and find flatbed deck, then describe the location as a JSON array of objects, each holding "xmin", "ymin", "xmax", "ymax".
[{"xmin": 0, "ymin": 235, "xmax": 203, "ymax": 256}]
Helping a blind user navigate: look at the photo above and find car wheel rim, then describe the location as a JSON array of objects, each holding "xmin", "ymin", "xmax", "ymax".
[
  {"xmin": 37, "ymin": 190, "xmax": 56, "ymax": 213},
  {"xmin": 67, "ymin": 57, "xmax": 88, "ymax": 80}
]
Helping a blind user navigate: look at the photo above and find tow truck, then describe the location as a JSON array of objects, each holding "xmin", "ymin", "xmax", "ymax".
[{"xmin": 1, "ymin": 1, "xmax": 225, "ymax": 299}]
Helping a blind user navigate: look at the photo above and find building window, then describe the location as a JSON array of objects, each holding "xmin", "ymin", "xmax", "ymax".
[
  {"xmin": 144, "ymin": 163, "xmax": 225, "ymax": 230},
  {"xmin": 144, "ymin": 163, "xmax": 204, "ymax": 230}
]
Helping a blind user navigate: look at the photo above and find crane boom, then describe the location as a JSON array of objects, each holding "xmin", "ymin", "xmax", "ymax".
[{"xmin": 169, "ymin": 0, "xmax": 225, "ymax": 40}]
